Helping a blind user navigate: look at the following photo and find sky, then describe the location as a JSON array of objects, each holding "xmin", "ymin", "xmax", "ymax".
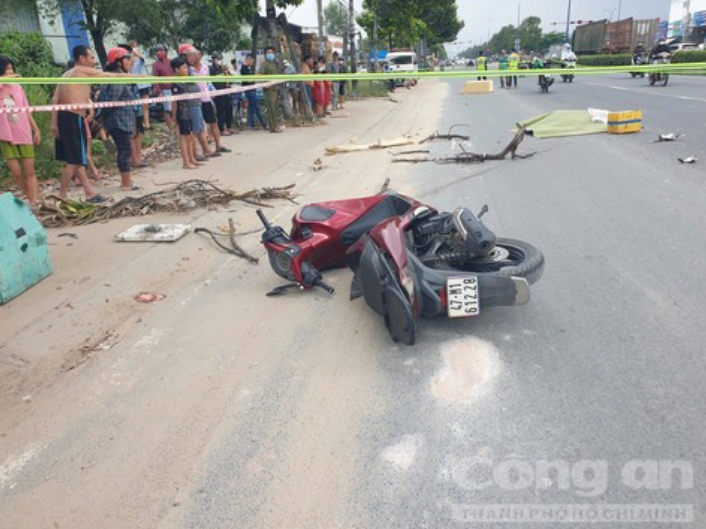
[{"xmin": 267, "ymin": 0, "xmax": 671, "ymax": 49}]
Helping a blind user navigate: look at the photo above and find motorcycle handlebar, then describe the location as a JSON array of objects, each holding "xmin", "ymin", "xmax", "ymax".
[
  {"xmin": 314, "ymin": 279, "xmax": 335, "ymax": 294},
  {"xmin": 256, "ymin": 209, "xmax": 272, "ymax": 230}
]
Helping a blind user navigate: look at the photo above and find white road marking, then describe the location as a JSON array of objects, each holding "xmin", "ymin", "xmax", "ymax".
[{"xmin": 584, "ymin": 82, "xmax": 706, "ymax": 103}]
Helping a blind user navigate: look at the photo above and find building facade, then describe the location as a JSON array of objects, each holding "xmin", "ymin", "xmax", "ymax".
[{"xmin": 668, "ymin": 0, "xmax": 706, "ymax": 42}]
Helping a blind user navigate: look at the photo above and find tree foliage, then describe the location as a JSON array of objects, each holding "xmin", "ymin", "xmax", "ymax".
[
  {"xmin": 459, "ymin": 16, "xmax": 563, "ymax": 58},
  {"xmin": 32, "ymin": 0, "xmax": 303, "ymax": 64},
  {"xmin": 357, "ymin": 0, "xmax": 464, "ymax": 50},
  {"xmin": 121, "ymin": 0, "xmax": 257, "ymax": 53},
  {"xmin": 324, "ymin": 1, "xmax": 349, "ymax": 37}
]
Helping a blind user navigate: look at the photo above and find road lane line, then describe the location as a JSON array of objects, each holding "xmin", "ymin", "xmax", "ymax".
[{"xmin": 584, "ymin": 82, "xmax": 706, "ymax": 103}]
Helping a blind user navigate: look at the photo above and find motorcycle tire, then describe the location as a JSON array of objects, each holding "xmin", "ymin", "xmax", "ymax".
[
  {"xmin": 661, "ymin": 74, "xmax": 669, "ymax": 87},
  {"xmin": 649, "ymin": 75, "xmax": 656, "ymax": 86},
  {"xmin": 443, "ymin": 238, "xmax": 545, "ymax": 285}
]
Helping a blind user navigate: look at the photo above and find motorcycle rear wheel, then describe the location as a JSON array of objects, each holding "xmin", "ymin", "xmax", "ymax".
[{"xmin": 442, "ymin": 238, "xmax": 545, "ymax": 285}]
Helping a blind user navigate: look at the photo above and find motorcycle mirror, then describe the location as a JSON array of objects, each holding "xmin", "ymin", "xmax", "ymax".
[{"xmin": 478, "ymin": 205, "xmax": 489, "ymax": 219}]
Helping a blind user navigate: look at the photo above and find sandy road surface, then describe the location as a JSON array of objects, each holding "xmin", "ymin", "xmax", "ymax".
[{"xmin": 0, "ymin": 81, "xmax": 448, "ymax": 528}]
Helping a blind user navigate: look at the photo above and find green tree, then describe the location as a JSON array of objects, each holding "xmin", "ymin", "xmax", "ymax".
[
  {"xmin": 358, "ymin": 0, "xmax": 463, "ymax": 50},
  {"xmin": 519, "ymin": 16, "xmax": 543, "ymax": 52},
  {"xmin": 122, "ymin": 0, "xmax": 256, "ymax": 52},
  {"xmin": 324, "ymin": 1, "xmax": 349, "ymax": 37},
  {"xmin": 541, "ymin": 31, "xmax": 566, "ymax": 50}
]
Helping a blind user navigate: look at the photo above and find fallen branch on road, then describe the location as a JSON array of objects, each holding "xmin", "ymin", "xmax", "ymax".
[
  {"xmin": 194, "ymin": 219, "xmax": 260, "ymax": 264},
  {"xmin": 393, "ymin": 129, "xmax": 534, "ymax": 164},
  {"xmin": 36, "ymin": 180, "xmax": 299, "ymax": 228}
]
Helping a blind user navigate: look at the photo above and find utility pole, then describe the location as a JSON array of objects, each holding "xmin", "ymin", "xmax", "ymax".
[
  {"xmin": 373, "ymin": 10, "xmax": 379, "ymax": 72},
  {"xmin": 317, "ymin": 0, "xmax": 325, "ymax": 55},
  {"xmin": 349, "ymin": 0, "xmax": 357, "ymax": 75},
  {"xmin": 617, "ymin": 0, "xmax": 622, "ymax": 21},
  {"xmin": 565, "ymin": 0, "xmax": 572, "ymax": 43},
  {"xmin": 515, "ymin": 3, "xmax": 521, "ymax": 51}
]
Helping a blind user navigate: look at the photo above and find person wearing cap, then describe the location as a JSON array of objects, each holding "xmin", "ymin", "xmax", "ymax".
[
  {"xmin": 209, "ymin": 51, "xmax": 235, "ymax": 136},
  {"xmin": 186, "ymin": 47, "xmax": 229, "ymax": 154},
  {"xmin": 96, "ymin": 47, "xmax": 141, "ymax": 192},
  {"xmin": 51, "ymin": 45, "xmax": 134, "ymax": 203},
  {"xmin": 152, "ymin": 45, "xmax": 176, "ymax": 135}
]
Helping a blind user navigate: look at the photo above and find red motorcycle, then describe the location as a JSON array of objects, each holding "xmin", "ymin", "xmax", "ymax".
[{"xmin": 257, "ymin": 191, "xmax": 544, "ymax": 345}]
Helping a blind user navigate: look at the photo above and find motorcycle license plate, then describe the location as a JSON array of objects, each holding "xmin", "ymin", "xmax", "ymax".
[{"xmin": 446, "ymin": 276, "xmax": 480, "ymax": 318}]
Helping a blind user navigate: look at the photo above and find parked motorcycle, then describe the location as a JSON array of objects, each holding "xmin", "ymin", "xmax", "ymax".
[
  {"xmin": 648, "ymin": 53, "xmax": 671, "ymax": 87},
  {"xmin": 561, "ymin": 59, "xmax": 576, "ymax": 82},
  {"xmin": 630, "ymin": 53, "xmax": 647, "ymax": 78},
  {"xmin": 258, "ymin": 191, "xmax": 544, "ymax": 345}
]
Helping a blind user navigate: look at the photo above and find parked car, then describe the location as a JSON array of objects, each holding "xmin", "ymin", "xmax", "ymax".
[{"xmin": 669, "ymin": 43, "xmax": 700, "ymax": 52}]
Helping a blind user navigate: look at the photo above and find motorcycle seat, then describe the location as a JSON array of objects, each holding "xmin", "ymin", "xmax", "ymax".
[{"xmin": 340, "ymin": 195, "xmax": 412, "ymax": 246}]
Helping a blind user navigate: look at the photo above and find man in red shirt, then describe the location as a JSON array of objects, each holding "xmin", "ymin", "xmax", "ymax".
[{"xmin": 152, "ymin": 45, "xmax": 175, "ymax": 135}]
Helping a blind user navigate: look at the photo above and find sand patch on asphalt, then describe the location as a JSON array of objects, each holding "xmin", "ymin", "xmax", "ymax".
[{"xmin": 431, "ymin": 337, "xmax": 501, "ymax": 404}]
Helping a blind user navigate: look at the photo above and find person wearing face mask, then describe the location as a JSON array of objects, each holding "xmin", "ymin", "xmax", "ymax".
[
  {"xmin": 258, "ymin": 46, "xmax": 284, "ymax": 133},
  {"xmin": 152, "ymin": 45, "xmax": 176, "ymax": 135},
  {"xmin": 97, "ymin": 47, "xmax": 141, "ymax": 192}
]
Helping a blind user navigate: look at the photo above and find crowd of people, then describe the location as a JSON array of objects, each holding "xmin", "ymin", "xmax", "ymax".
[{"xmin": 0, "ymin": 42, "xmax": 351, "ymax": 206}]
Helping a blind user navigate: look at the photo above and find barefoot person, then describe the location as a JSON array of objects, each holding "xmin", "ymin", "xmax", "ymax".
[
  {"xmin": 0, "ymin": 55, "xmax": 40, "ymax": 205},
  {"xmin": 97, "ymin": 47, "xmax": 142, "ymax": 191},
  {"xmin": 170, "ymin": 57, "xmax": 203, "ymax": 169},
  {"xmin": 51, "ymin": 45, "xmax": 134, "ymax": 202}
]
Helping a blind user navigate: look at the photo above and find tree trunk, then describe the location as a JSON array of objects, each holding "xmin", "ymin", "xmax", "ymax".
[
  {"xmin": 349, "ymin": 0, "xmax": 357, "ymax": 94},
  {"xmin": 79, "ymin": 0, "xmax": 108, "ymax": 65},
  {"xmin": 316, "ymin": 0, "xmax": 325, "ymax": 56}
]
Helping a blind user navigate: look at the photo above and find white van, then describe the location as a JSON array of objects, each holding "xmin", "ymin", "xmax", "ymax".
[{"xmin": 383, "ymin": 51, "xmax": 418, "ymax": 86}]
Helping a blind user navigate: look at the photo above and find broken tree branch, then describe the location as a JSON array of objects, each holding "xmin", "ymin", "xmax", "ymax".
[{"xmin": 394, "ymin": 129, "xmax": 534, "ymax": 164}]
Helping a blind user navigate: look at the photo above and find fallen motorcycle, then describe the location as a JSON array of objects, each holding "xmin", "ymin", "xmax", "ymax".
[{"xmin": 258, "ymin": 191, "xmax": 544, "ymax": 345}]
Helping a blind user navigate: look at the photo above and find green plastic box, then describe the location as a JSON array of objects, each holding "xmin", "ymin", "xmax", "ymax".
[{"xmin": 0, "ymin": 193, "xmax": 53, "ymax": 304}]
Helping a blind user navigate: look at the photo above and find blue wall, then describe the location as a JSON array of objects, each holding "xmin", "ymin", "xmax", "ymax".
[{"xmin": 59, "ymin": 0, "xmax": 90, "ymax": 56}]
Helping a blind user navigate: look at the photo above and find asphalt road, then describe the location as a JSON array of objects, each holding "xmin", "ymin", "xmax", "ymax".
[
  {"xmin": 1, "ymin": 74, "xmax": 705, "ymax": 528},
  {"xmin": 352, "ymin": 74, "xmax": 706, "ymax": 527}
]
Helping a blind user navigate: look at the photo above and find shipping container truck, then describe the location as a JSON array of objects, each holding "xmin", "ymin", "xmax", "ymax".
[
  {"xmin": 573, "ymin": 20, "xmax": 607, "ymax": 54},
  {"xmin": 573, "ymin": 18, "xmax": 660, "ymax": 54}
]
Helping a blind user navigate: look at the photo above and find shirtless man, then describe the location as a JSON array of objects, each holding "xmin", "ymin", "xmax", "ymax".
[{"xmin": 51, "ymin": 45, "xmax": 135, "ymax": 202}]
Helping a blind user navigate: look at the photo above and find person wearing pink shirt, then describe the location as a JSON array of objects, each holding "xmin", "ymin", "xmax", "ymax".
[{"xmin": 0, "ymin": 55, "xmax": 40, "ymax": 205}]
